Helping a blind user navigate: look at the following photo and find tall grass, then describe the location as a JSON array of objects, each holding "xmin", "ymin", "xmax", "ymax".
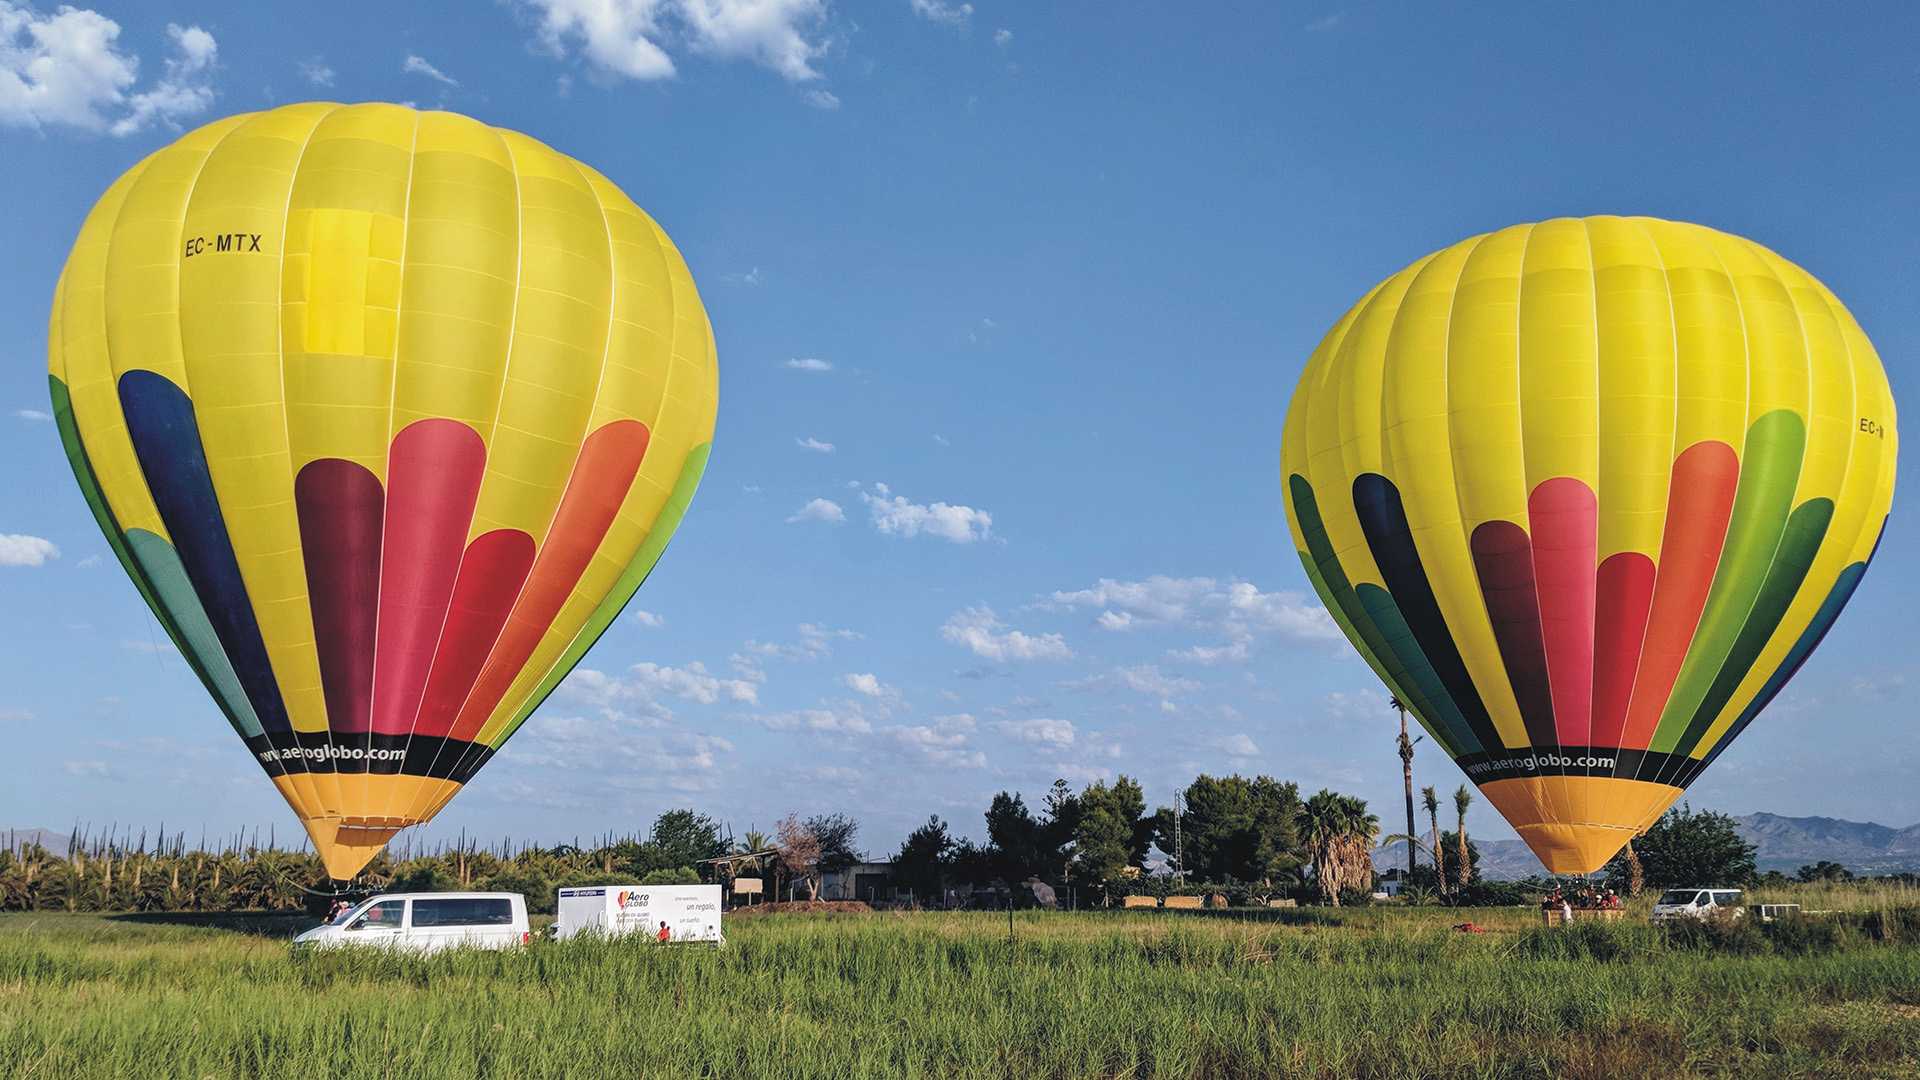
[{"xmin": 3, "ymin": 909, "xmax": 1918, "ymax": 1079}]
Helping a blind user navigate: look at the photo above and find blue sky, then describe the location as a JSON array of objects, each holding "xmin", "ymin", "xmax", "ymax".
[{"xmin": 1, "ymin": 1, "xmax": 1913, "ymax": 859}]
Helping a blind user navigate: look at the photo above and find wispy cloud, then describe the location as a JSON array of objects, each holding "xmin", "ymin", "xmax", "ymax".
[
  {"xmin": 630, "ymin": 609, "xmax": 665, "ymax": 628},
  {"xmin": 0, "ymin": 9, "xmax": 219, "ymax": 136},
  {"xmin": 910, "ymin": 0, "xmax": 973, "ymax": 28},
  {"xmin": 992, "ymin": 716, "xmax": 1074, "ymax": 748},
  {"xmin": 0, "ymin": 535, "xmax": 60, "ymax": 567},
  {"xmin": 13, "ymin": 409, "xmax": 51, "ymax": 422},
  {"xmin": 721, "ymin": 266, "xmax": 763, "ymax": 286},
  {"xmin": 740, "ymin": 623, "xmax": 861, "ymax": 663},
  {"xmin": 402, "ymin": 53, "xmax": 458, "ymax": 86},
  {"xmin": 861, "ymin": 483, "xmax": 992, "ymax": 543},
  {"xmin": 786, "ymin": 497, "xmax": 845, "ymax": 525},
  {"xmin": 802, "ymin": 88, "xmax": 840, "ymax": 110},
  {"xmin": 993, "ymin": 27, "xmax": 1012, "ymax": 47},
  {"xmin": 785, "ymin": 357, "xmax": 833, "ymax": 372},
  {"xmin": 796, "ymin": 436, "xmax": 835, "ymax": 453},
  {"xmin": 297, "ymin": 56, "xmax": 335, "ymax": 87},
  {"xmin": 519, "ymin": 0, "xmax": 831, "ymax": 84},
  {"xmin": 941, "ymin": 605, "xmax": 1071, "ymax": 662}
]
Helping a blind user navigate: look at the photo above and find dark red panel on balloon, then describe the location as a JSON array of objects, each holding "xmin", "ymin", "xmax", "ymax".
[
  {"xmin": 1588, "ymin": 551, "xmax": 1655, "ymax": 750},
  {"xmin": 368, "ymin": 420, "xmax": 487, "ymax": 737},
  {"xmin": 410, "ymin": 529, "xmax": 536, "ymax": 739},
  {"xmin": 1528, "ymin": 478, "xmax": 1597, "ymax": 747},
  {"xmin": 1469, "ymin": 519, "xmax": 1557, "ymax": 747},
  {"xmin": 296, "ymin": 459, "xmax": 384, "ymax": 736}
]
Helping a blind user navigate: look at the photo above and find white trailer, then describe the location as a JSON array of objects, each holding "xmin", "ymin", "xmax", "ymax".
[{"xmin": 554, "ymin": 884, "xmax": 725, "ymax": 943}]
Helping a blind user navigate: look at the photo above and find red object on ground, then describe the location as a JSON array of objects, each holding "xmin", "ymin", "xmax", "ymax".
[{"xmin": 1453, "ymin": 922, "xmax": 1486, "ymax": 934}]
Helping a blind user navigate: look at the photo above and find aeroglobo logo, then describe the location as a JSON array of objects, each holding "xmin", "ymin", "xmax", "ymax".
[{"xmin": 615, "ymin": 891, "xmax": 651, "ymax": 909}]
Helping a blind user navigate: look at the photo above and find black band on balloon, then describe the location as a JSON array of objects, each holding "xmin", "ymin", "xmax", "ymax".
[
  {"xmin": 241, "ymin": 731, "xmax": 493, "ymax": 780},
  {"xmin": 1454, "ymin": 746, "xmax": 1693, "ymax": 786}
]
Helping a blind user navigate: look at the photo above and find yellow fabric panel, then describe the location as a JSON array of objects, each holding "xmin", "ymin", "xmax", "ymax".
[
  {"xmin": 55, "ymin": 159, "xmax": 167, "ymax": 540},
  {"xmin": 102, "ymin": 116, "xmax": 248, "ymax": 393},
  {"xmin": 1302, "ymin": 279, "xmax": 1398, "ymax": 594},
  {"xmin": 466, "ymin": 201, "xmax": 715, "ymax": 747},
  {"xmin": 1634, "ymin": 220, "xmax": 1747, "ymax": 454},
  {"xmin": 180, "ymin": 105, "xmax": 334, "ymax": 745},
  {"xmin": 391, "ymin": 111, "xmax": 519, "ymax": 440},
  {"xmin": 1517, "ymin": 218, "xmax": 1599, "ymax": 491},
  {"xmin": 282, "ymin": 103, "xmax": 415, "ymax": 481},
  {"xmin": 1827, "ymin": 297, "xmax": 1899, "ymax": 565},
  {"xmin": 1445, "ymin": 223, "xmax": 1533, "ymax": 533},
  {"xmin": 467, "ymin": 131, "xmax": 615, "ymax": 543},
  {"xmin": 1590, "ymin": 217, "xmax": 1676, "ymax": 562},
  {"xmin": 1334, "ymin": 259, "xmax": 1426, "ymax": 481},
  {"xmin": 1687, "ymin": 252, "xmax": 1875, "ymax": 758},
  {"xmin": 1707, "ymin": 230, "xmax": 1811, "ymax": 433},
  {"xmin": 1382, "ymin": 235, "xmax": 1531, "ymax": 750}
]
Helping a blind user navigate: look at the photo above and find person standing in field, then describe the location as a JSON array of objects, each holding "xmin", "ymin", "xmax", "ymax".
[{"xmin": 657, "ymin": 921, "xmax": 671, "ymax": 944}]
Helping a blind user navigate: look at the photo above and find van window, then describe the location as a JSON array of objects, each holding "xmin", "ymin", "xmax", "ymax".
[
  {"xmin": 411, "ymin": 897, "xmax": 514, "ymax": 928},
  {"xmin": 1712, "ymin": 891, "xmax": 1741, "ymax": 906},
  {"xmin": 351, "ymin": 902, "xmax": 402, "ymax": 930},
  {"xmin": 1656, "ymin": 890, "xmax": 1702, "ymax": 906}
]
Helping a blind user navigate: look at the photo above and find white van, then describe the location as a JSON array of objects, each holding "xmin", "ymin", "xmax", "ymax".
[
  {"xmin": 1650, "ymin": 887, "xmax": 1744, "ymax": 922},
  {"xmin": 293, "ymin": 892, "xmax": 530, "ymax": 952}
]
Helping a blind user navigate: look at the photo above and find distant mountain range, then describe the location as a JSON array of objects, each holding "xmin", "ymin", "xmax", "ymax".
[{"xmin": 1377, "ymin": 813, "xmax": 1920, "ymax": 880}]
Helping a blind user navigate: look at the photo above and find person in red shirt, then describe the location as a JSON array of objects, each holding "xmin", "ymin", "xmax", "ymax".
[{"xmin": 656, "ymin": 921, "xmax": 671, "ymax": 944}]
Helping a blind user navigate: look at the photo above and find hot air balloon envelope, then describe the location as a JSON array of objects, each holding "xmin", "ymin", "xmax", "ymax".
[
  {"xmin": 1281, "ymin": 217, "xmax": 1895, "ymax": 873},
  {"xmin": 49, "ymin": 103, "xmax": 718, "ymax": 879}
]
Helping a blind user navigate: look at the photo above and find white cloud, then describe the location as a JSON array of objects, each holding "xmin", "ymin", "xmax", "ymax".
[
  {"xmin": 993, "ymin": 716, "xmax": 1074, "ymax": 748},
  {"xmin": 909, "ymin": 0, "xmax": 972, "ymax": 27},
  {"xmin": 796, "ymin": 436, "xmax": 835, "ymax": 453},
  {"xmin": 1305, "ymin": 12, "xmax": 1344, "ymax": 32},
  {"xmin": 886, "ymin": 713, "xmax": 984, "ymax": 768},
  {"xmin": 721, "ymin": 266, "xmax": 763, "ymax": 286},
  {"xmin": 1046, "ymin": 575, "xmax": 1339, "ymax": 662},
  {"xmin": 297, "ymin": 56, "xmax": 335, "ymax": 86},
  {"xmin": 1049, "ymin": 576, "xmax": 1216, "ymax": 624},
  {"xmin": 519, "ymin": 0, "xmax": 828, "ymax": 83},
  {"xmin": 993, "ymin": 27, "xmax": 1012, "ymax": 46},
  {"xmin": 742, "ymin": 622, "xmax": 861, "ymax": 662},
  {"xmin": 0, "ymin": 707, "xmax": 31, "ymax": 722},
  {"xmin": 785, "ymin": 356, "xmax": 833, "ymax": 372},
  {"xmin": 1214, "ymin": 733, "xmax": 1262, "ymax": 758},
  {"xmin": 0, "ymin": 7, "xmax": 219, "ymax": 136},
  {"xmin": 759, "ymin": 705, "xmax": 872, "ymax": 734},
  {"xmin": 1168, "ymin": 640, "xmax": 1250, "ymax": 666},
  {"xmin": 13, "ymin": 409, "xmax": 51, "ymax": 421},
  {"xmin": 628, "ymin": 660, "xmax": 760, "ymax": 705},
  {"xmin": 841, "ymin": 672, "xmax": 893, "ymax": 698},
  {"xmin": 630, "ymin": 609, "xmax": 665, "ymax": 628},
  {"xmin": 940, "ymin": 605, "xmax": 1071, "ymax": 662},
  {"xmin": 63, "ymin": 759, "xmax": 110, "ymax": 777},
  {"xmin": 1066, "ymin": 664, "xmax": 1199, "ymax": 700},
  {"xmin": 801, "ymin": 87, "xmax": 839, "ymax": 110},
  {"xmin": 861, "ymin": 483, "xmax": 992, "ymax": 543},
  {"xmin": 402, "ymin": 53, "xmax": 458, "ymax": 86},
  {"xmin": 932, "ymin": 433, "xmax": 950, "ymax": 446},
  {"xmin": 75, "ymin": 554, "xmax": 101, "ymax": 568},
  {"xmin": 786, "ymin": 497, "xmax": 845, "ymax": 525},
  {"xmin": 0, "ymin": 534, "xmax": 59, "ymax": 567}
]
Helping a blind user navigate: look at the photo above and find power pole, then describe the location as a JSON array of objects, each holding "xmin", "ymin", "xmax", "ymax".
[
  {"xmin": 1394, "ymin": 697, "xmax": 1417, "ymax": 879},
  {"xmin": 1173, "ymin": 792, "xmax": 1184, "ymax": 885}
]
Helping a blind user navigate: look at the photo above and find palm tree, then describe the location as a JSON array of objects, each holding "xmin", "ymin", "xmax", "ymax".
[
  {"xmin": 1392, "ymin": 697, "xmax": 1418, "ymax": 878},
  {"xmin": 1452, "ymin": 785, "xmax": 1473, "ymax": 891},
  {"xmin": 1421, "ymin": 785, "xmax": 1445, "ymax": 897},
  {"xmin": 1302, "ymin": 790, "xmax": 1380, "ymax": 906}
]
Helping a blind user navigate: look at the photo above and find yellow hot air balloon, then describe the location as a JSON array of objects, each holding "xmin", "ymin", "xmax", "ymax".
[
  {"xmin": 1281, "ymin": 217, "xmax": 1896, "ymax": 874},
  {"xmin": 48, "ymin": 103, "xmax": 718, "ymax": 879}
]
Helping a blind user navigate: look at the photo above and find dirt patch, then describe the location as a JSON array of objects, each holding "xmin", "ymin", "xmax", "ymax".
[{"xmin": 726, "ymin": 901, "xmax": 874, "ymax": 917}]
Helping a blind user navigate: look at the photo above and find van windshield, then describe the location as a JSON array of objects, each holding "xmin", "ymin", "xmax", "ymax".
[{"xmin": 1657, "ymin": 890, "xmax": 1703, "ymax": 906}]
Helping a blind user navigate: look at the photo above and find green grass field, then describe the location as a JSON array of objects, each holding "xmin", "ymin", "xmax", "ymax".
[{"xmin": 3, "ymin": 906, "xmax": 1919, "ymax": 1079}]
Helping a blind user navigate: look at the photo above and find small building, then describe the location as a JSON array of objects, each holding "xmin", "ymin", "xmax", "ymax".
[{"xmin": 820, "ymin": 861, "xmax": 899, "ymax": 903}]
